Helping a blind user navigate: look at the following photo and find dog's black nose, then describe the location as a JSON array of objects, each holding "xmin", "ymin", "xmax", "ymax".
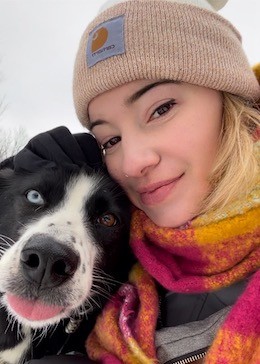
[{"xmin": 20, "ymin": 234, "xmax": 79, "ymax": 289}]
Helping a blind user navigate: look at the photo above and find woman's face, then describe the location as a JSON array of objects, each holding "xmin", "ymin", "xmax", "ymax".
[{"xmin": 89, "ymin": 80, "xmax": 223, "ymax": 227}]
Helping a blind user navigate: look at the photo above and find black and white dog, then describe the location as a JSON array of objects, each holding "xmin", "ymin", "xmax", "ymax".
[{"xmin": 0, "ymin": 128, "xmax": 131, "ymax": 363}]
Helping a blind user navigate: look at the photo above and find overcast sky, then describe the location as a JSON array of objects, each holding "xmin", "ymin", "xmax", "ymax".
[{"xmin": 0, "ymin": 0, "xmax": 259, "ymax": 139}]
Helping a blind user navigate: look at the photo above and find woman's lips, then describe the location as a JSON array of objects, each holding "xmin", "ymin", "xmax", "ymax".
[{"xmin": 139, "ymin": 175, "xmax": 183, "ymax": 205}]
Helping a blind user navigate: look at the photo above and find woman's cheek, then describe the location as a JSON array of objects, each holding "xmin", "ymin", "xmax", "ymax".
[{"xmin": 106, "ymin": 159, "xmax": 123, "ymax": 183}]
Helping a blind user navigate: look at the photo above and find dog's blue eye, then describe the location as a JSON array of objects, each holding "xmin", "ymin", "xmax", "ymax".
[{"xmin": 26, "ymin": 190, "xmax": 44, "ymax": 205}]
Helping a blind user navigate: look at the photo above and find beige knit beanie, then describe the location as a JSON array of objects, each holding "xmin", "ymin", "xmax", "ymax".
[{"xmin": 73, "ymin": 0, "xmax": 260, "ymax": 126}]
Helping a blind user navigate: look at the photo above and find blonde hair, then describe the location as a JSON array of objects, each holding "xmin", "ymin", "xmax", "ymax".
[{"xmin": 201, "ymin": 92, "xmax": 260, "ymax": 214}]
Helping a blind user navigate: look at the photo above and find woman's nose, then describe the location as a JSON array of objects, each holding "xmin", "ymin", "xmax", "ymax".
[{"xmin": 121, "ymin": 138, "xmax": 160, "ymax": 178}]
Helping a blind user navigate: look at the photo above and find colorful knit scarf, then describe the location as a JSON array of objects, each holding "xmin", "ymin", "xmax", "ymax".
[{"xmin": 86, "ymin": 184, "xmax": 260, "ymax": 364}]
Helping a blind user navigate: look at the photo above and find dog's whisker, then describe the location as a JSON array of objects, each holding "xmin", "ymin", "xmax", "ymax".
[
  {"xmin": 16, "ymin": 323, "xmax": 20, "ymax": 340},
  {"xmin": 4, "ymin": 312, "xmax": 17, "ymax": 336},
  {"xmin": 0, "ymin": 237, "xmax": 13, "ymax": 247},
  {"xmin": 91, "ymin": 286, "xmax": 113, "ymax": 301},
  {"xmin": 71, "ymin": 302, "xmax": 87, "ymax": 318},
  {"xmin": 17, "ymin": 221, "xmax": 26, "ymax": 228},
  {"xmin": 43, "ymin": 325, "xmax": 50, "ymax": 338},
  {"xmin": 11, "ymin": 316, "xmax": 17, "ymax": 333},
  {"xmin": 0, "ymin": 233, "xmax": 15, "ymax": 244},
  {"xmin": 88, "ymin": 295, "xmax": 102, "ymax": 310},
  {"xmin": 93, "ymin": 276, "xmax": 116, "ymax": 287},
  {"xmin": 93, "ymin": 267, "xmax": 116, "ymax": 278},
  {"xmin": 33, "ymin": 326, "xmax": 50, "ymax": 347},
  {"xmin": 93, "ymin": 284, "xmax": 113, "ymax": 297},
  {"xmin": 92, "ymin": 274, "xmax": 115, "ymax": 287},
  {"xmin": 93, "ymin": 269, "xmax": 123, "ymax": 285},
  {"xmin": 31, "ymin": 329, "xmax": 39, "ymax": 342},
  {"xmin": 16, "ymin": 322, "xmax": 25, "ymax": 341},
  {"xmin": 93, "ymin": 291, "xmax": 112, "ymax": 302},
  {"xmin": 94, "ymin": 281, "xmax": 113, "ymax": 293},
  {"xmin": 0, "ymin": 250, "xmax": 10, "ymax": 257},
  {"xmin": 0, "ymin": 245, "xmax": 9, "ymax": 252},
  {"xmin": 49, "ymin": 322, "xmax": 59, "ymax": 338},
  {"xmin": 34, "ymin": 205, "xmax": 43, "ymax": 213},
  {"xmin": 91, "ymin": 289, "xmax": 114, "ymax": 303},
  {"xmin": 78, "ymin": 302, "xmax": 92, "ymax": 316},
  {"xmin": 92, "ymin": 278, "xmax": 118, "ymax": 294},
  {"xmin": 33, "ymin": 331, "xmax": 43, "ymax": 346},
  {"xmin": 4, "ymin": 318, "xmax": 13, "ymax": 335},
  {"xmin": 83, "ymin": 298, "xmax": 94, "ymax": 314},
  {"xmin": 92, "ymin": 279, "xmax": 119, "ymax": 291},
  {"xmin": 91, "ymin": 283, "xmax": 112, "ymax": 298}
]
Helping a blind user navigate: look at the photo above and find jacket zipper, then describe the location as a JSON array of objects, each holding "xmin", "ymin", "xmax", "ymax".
[
  {"xmin": 173, "ymin": 351, "xmax": 206, "ymax": 364},
  {"xmin": 166, "ymin": 348, "xmax": 208, "ymax": 364}
]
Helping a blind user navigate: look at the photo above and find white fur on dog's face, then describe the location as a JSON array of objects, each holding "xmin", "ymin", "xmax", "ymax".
[{"xmin": 0, "ymin": 174, "xmax": 102, "ymax": 329}]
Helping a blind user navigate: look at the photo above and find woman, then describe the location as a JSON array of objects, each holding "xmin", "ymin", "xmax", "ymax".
[
  {"xmin": 29, "ymin": 0, "xmax": 260, "ymax": 363},
  {"xmin": 72, "ymin": 0, "xmax": 260, "ymax": 362}
]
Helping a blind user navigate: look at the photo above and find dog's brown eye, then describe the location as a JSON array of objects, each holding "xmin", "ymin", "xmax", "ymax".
[{"xmin": 97, "ymin": 213, "xmax": 117, "ymax": 227}]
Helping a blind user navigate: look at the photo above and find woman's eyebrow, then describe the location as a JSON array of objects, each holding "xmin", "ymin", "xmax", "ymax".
[
  {"xmin": 88, "ymin": 118, "xmax": 107, "ymax": 131},
  {"xmin": 88, "ymin": 80, "xmax": 179, "ymax": 131},
  {"xmin": 126, "ymin": 80, "xmax": 180, "ymax": 105}
]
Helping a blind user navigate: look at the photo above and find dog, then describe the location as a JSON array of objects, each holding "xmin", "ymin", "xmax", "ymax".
[{"xmin": 0, "ymin": 163, "xmax": 131, "ymax": 364}]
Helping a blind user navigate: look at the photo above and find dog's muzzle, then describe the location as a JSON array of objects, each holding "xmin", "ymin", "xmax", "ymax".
[
  {"xmin": 20, "ymin": 234, "xmax": 79, "ymax": 289},
  {"xmin": 4, "ymin": 233, "xmax": 83, "ymax": 324}
]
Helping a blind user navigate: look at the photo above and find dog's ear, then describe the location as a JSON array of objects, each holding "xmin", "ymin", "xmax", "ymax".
[
  {"xmin": 0, "ymin": 168, "xmax": 14, "ymax": 191},
  {"xmin": 0, "ymin": 156, "xmax": 14, "ymax": 187},
  {"xmin": 0, "ymin": 168, "xmax": 14, "ymax": 178},
  {"xmin": 0, "ymin": 156, "xmax": 14, "ymax": 170}
]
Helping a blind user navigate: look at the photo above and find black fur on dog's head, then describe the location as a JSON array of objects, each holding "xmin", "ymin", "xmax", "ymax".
[{"xmin": 0, "ymin": 164, "xmax": 131, "ymax": 331}]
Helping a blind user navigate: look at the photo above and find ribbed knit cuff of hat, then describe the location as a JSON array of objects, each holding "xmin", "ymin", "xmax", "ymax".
[{"xmin": 73, "ymin": 0, "xmax": 260, "ymax": 127}]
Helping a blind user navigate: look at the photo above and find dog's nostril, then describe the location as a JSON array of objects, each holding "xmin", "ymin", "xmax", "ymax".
[
  {"xmin": 21, "ymin": 252, "xmax": 40, "ymax": 269},
  {"xmin": 53, "ymin": 260, "xmax": 72, "ymax": 276}
]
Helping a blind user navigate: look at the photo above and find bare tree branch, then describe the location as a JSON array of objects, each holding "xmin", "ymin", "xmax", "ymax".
[
  {"xmin": 0, "ymin": 126, "xmax": 29, "ymax": 161},
  {"xmin": 0, "ymin": 70, "xmax": 29, "ymax": 161}
]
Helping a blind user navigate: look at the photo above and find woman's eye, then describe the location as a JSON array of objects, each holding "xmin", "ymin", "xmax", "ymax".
[
  {"xmin": 102, "ymin": 136, "xmax": 121, "ymax": 152},
  {"xmin": 151, "ymin": 100, "xmax": 176, "ymax": 119},
  {"xmin": 26, "ymin": 190, "xmax": 45, "ymax": 205}
]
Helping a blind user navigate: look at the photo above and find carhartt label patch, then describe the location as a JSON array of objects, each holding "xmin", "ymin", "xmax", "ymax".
[{"xmin": 87, "ymin": 15, "xmax": 125, "ymax": 67}]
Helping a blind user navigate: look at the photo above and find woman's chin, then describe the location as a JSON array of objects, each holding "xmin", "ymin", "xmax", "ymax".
[
  {"xmin": 140, "ymin": 186, "xmax": 207, "ymax": 228},
  {"xmin": 145, "ymin": 209, "xmax": 194, "ymax": 228}
]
